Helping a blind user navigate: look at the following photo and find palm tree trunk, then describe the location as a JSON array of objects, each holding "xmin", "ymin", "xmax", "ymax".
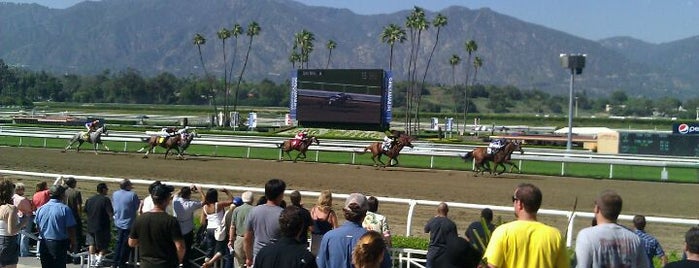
[
  {"xmin": 233, "ymin": 37, "xmax": 254, "ymax": 112},
  {"xmin": 326, "ymin": 50, "xmax": 332, "ymax": 69},
  {"xmin": 416, "ymin": 27, "xmax": 442, "ymax": 136},
  {"xmin": 197, "ymin": 45, "xmax": 217, "ymax": 118}
]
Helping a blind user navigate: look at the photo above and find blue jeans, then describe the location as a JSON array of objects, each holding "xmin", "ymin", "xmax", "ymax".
[
  {"xmin": 113, "ymin": 228, "xmax": 131, "ymax": 268},
  {"xmin": 39, "ymin": 239, "xmax": 68, "ymax": 268},
  {"xmin": 18, "ymin": 215, "xmax": 34, "ymax": 257}
]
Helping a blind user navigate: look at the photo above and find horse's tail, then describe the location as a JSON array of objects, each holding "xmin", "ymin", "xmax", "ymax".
[
  {"xmin": 458, "ymin": 152, "xmax": 473, "ymax": 161},
  {"xmin": 276, "ymin": 142, "xmax": 283, "ymax": 149},
  {"xmin": 141, "ymin": 137, "xmax": 150, "ymax": 142},
  {"xmin": 355, "ymin": 145, "xmax": 373, "ymax": 155}
]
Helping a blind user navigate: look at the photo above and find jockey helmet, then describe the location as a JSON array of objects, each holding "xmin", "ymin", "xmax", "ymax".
[{"xmin": 93, "ymin": 119, "xmax": 99, "ymax": 124}]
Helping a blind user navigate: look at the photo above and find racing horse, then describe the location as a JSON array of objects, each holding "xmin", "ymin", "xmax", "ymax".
[
  {"xmin": 62, "ymin": 125, "xmax": 109, "ymax": 154},
  {"xmin": 138, "ymin": 131, "xmax": 197, "ymax": 159},
  {"xmin": 460, "ymin": 140, "xmax": 523, "ymax": 175},
  {"xmin": 358, "ymin": 134, "xmax": 414, "ymax": 167},
  {"xmin": 277, "ymin": 136, "xmax": 320, "ymax": 162}
]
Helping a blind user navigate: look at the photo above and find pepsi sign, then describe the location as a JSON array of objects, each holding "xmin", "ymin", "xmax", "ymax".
[{"xmin": 673, "ymin": 123, "xmax": 699, "ymax": 135}]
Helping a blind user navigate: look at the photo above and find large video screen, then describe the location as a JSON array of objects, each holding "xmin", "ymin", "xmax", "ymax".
[{"xmin": 289, "ymin": 69, "xmax": 392, "ymax": 126}]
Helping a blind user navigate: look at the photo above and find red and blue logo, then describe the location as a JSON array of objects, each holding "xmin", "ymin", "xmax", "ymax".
[{"xmin": 675, "ymin": 123, "xmax": 699, "ymax": 135}]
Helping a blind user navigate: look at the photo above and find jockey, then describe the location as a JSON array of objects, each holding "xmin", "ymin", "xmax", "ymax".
[
  {"xmin": 160, "ymin": 127, "xmax": 178, "ymax": 138},
  {"xmin": 176, "ymin": 126, "xmax": 190, "ymax": 139},
  {"xmin": 85, "ymin": 119, "xmax": 100, "ymax": 133},
  {"xmin": 295, "ymin": 129, "xmax": 308, "ymax": 142},
  {"xmin": 382, "ymin": 130, "xmax": 398, "ymax": 152},
  {"xmin": 488, "ymin": 138, "xmax": 507, "ymax": 155}
]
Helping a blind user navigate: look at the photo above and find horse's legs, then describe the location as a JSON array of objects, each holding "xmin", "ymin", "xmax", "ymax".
[
  {"xmin": 63, "ymin": 139, "xmax": 76, "ymax": 152},
  {"xmin": 76, "ymin": 141, "xmax": 84, "ymax": 152},
  {"xmin": 143, "ymin": 145, "xmax": 154, "ymax": 158},
  {"xmin": 101, "ymin": 142, "xmax": 110, "ymax": 151}
]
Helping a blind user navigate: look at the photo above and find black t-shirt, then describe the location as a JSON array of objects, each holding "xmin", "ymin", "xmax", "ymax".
[
  {"xmin": 65, "ymin": 188, "xmax": 82, "ymax": 219},
  {"xmin": 424, "ymin": 216, "xmax": 458, "ymax": 260},
  {"xmin": 665, "ymin": 260, "xmax": 699, "ymax": 268},
  {"xmin": 254, "ymin": 237, "xmax": 317, "ymax": 268},
  {"xmin": 129, "ymin": 211, "xmax": 183, "ymax": 268},
  {"xmin": 433, "ymin": 236, "xmax": 483, "ymax": 268},
  {"xmin": 84, "ymin": 194, "xmax": 113, "ymax": 232},
  {"xmin": 464, "ymin": 220, "xmax": 495, "ymax": 253}
]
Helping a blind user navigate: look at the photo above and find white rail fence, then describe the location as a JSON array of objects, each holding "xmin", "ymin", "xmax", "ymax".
[{"xmin": 1, "ymin": 128, "xmax": 698, "ymax": 181}]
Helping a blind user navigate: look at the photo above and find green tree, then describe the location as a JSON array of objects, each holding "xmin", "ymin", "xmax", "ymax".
[
  {"xmin": 233, "ymin": 21, "xmax": 261, "ymax": 112},
  {"xmin": 325, "ymin": 39, "xmax": 336, "ymax": 69},
  {"xmin": 404, "ymin": 6, "xmax": 429, "ymax": 134},
  {"xmin": 380, "ymin": 23, "xmax": 406, "ymax": 72},
  {"xmin": 448, "ymin": 54, "xmax": 461, "ymax": 87},
  {"xmin": 289, "ymin": 51, "xmax": 301, "ymax": 69}
]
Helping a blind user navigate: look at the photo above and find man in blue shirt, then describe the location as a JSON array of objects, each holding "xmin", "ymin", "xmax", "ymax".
[
  {"xmin": 112, "ymin": 179, "xmax": 140, "ymax": 268},
  {"xmin": 633, "ymin": 215, "xmax": 668, "ymax": 267},
  {"xmin": 35, "ymin": 185, "xmax": 77, "ymax": 268},
  {"xmin": 316, "ymin": 193, "xmax": 391, "ymax": 268}
]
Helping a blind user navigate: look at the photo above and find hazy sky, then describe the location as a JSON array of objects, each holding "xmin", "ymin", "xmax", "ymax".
[{"xmin": 5, "ymin": 0, "xmax": 698, "ymax": 43}]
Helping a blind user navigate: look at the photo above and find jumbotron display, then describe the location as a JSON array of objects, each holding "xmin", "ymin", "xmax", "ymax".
[{"xmin": 289, "ymin": 69, "xmax": 392, "ymax": 128}]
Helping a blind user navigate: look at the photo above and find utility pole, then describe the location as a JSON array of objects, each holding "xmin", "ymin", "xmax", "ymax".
[{"xmin": 560, "ymin": 54, "xmax": 586, "ymax": 151}]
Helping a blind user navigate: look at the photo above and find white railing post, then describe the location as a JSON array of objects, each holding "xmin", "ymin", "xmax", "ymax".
[
  {"xmin": 351, "ymin": 152, "xmax": 356, "ymax": 164},
  {"xmin": 609, "ymin": 164, "xmax": 614, "ymax": 179},
  {"xmin": 406, "ymin": 200, "xmax": 418, "ymax": 236},
  {"xmin": 247, "ymin": 147, "xmax": 251, "ymax": 158},
  {"xmin": 561, "ymin": 162, "xmax": 566, "ymax": 176},
  {"xmin": 123, "ymin": 142, "xmax": 127, "ymax": 152},
  {"xmin": 315, "ymin": 150, "xmax": 319, "ymax": 162},
  {"xmin": 429, "ymin": 156, "xmax": 434, "ymax": 168},
  {"xmin": 43, "ymin": 138, "xmax": 47, "ymax": 148}
]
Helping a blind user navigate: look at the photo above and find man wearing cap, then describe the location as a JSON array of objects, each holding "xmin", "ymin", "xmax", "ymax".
[
  {"xmin": 84, "ymin": 182, "xmax": 113, "ymax": 268},
  {"xmin": 316, "ymin": 193, "xmax": 391, "ymax": 268},
  {"xmin": 34, "ymin": 185, "xmax": 77, "ymax": 268},
  {"xmin": 129, "ymin": 184, "xmax": 186, "ymax": 268},
  {"xmin": 229, "ymin": 191, "xmax": 253, "ymax": 268},
  {"xmin": 244, "ymin": 179, "xmax": 286, "ymax": 267},
  {"xmin": 112, "ymin": 179, "xmax": 140, "ymax": 268},
  {"xmin": 173, "ymin": 185, "xmax": 204, "ymax": 268}
]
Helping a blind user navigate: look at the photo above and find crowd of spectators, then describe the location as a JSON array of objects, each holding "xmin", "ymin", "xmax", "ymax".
[{"xmin": 2, "ymin": 175, "xmax": 698, "ymax": 268}]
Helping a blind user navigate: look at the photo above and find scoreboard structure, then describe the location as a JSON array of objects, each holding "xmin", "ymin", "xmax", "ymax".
[{"xmin": 289, "ymin": 69, "xmax": 392, "ymax": 129}]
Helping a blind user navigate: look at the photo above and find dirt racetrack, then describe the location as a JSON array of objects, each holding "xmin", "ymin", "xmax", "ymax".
[{"xmin": 1, "ymin": 146, "xmax": 697, "ymax": 253}]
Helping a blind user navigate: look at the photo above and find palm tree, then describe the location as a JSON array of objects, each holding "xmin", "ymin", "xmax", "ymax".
[
  {"xmin": 449, "ymin": 54, "xmax": 461, "ymax": 86},
  {"xmin": 193, "ymin": 33, "xmax": 216, "ymax": 116},
  {"xmin": 405, "ymin": 6, "xmax": 428, "ymax": 135},
  {"xmin": 472, "ymin": 56, "xmax": 483, "ymax": 84},
  {"xmin": 227, "ymin": 23, "xmax": 243, "ymax": 86},
  {"xmin": 416, "ymin": 13, "xmax": 447, "ymax": 133},
  {"xmin": 294, "ymin": 30, "xmax": 315, "ymax": 69},
  {"xmin": 233, "ymin": 21, "xmax": 261, "ymax": 112},
  {"xmin": 449, "ymin": 54, "xmax": 462, "ymax": 131},
  {"xmin": 380, "ymin": 23, "xmax": 406, "ymax": 71},
  {"xmin": 289, "ymin": 51, "xmax": 301, "ymax": 69},
  {"xmin": 325, "ymin": 40, "xmax": 336, "ymax": 69},
  {"xmin": 463, "ymin": 40, "xmax": 478, "ymax": 125},
  {"xmin": 217, "ymin": 28, "xmax": 231, "ymax": 123}
]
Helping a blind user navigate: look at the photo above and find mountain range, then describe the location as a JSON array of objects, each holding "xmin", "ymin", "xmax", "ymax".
[{"xmin": 1, "ymin": 0, "xmax": 698, "ymax": 98}]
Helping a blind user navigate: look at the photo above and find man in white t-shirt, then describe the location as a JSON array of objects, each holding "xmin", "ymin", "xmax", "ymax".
[
  {"xmin": 172, "ymin": 185, "xmax": 204, "ymax": 268},
  {"xmin": 575, "ymin": 190, "xmax": 649, "ymax": 267}
]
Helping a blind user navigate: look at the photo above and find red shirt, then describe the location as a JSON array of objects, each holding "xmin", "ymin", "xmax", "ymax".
[{"xmin": 32, "ymin": 190, "xmax": 50, "ymax": 211}]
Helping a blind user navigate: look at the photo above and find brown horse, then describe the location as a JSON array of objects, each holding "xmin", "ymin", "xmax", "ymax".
[
  {"xmin": 460, "ymin": 140, "xmax": 523, "ymax": 175},
  {"xmin": 358, "ymin": 135, "xmax": 414, "ymax": 167},
  {"xmin": 137, "ymin": 132, "xmax": 196, "ymax": 159},
  {"xmin": 277, "ymin": 136, "xmax": 319, "ymax": 162}
]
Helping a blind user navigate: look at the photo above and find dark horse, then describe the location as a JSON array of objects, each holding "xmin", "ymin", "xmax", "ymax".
[
  {"xmin": 138, "ymin": 131, "xmax": 196, "ymax": 159},
  {"xmin": 277, "ymin": 136, "xmax": 319, "ymax": 162},
  {"xmin": 358, "ymin": 135, "xmax": 414, "ymax": 167},
  {"xmin": 460, "ymin": 140, "xmax": 524, "ymax": 175},
  {"xmin": 62, "ymin": 125, "xmax": 109, "ymax": 154}
]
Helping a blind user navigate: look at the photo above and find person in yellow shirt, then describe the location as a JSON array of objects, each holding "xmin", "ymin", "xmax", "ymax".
[{"xmin": 483, "ymin": 183, "xmax": 569, "ymax": 268}]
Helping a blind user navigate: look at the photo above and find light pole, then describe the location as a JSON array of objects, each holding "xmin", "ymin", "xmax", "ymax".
[
  {"xmin": 575, "ymin": 96, "xmax": 579, "ymax": 117},
  {"xmin": 560, "ymin": 54, "xmax": 586, "ymax": 151}
]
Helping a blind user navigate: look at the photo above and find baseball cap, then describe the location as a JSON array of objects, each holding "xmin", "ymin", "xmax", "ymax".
[
  {"xmin": 241, "ymin": 191, "xmax": 253, "ymax": 203},
  {"xmin": 344, "ymin": 193, "xmax": 369, "ymax": 212},
  {"xmin": 233, "ymin": 197, "xmax": 243, "ymax": 207},
  {"xmin": 49, "ymin": 185, "xmax": 65, "ymax": 198},
  {"xmin": 151, "ymin": 184, "xmax": 174, "ymax": 199}
]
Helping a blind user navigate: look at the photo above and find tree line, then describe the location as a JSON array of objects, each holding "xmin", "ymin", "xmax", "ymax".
[{"xmin": 2, "ymin": 58, "xmax": 697, "ymax": 120}]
